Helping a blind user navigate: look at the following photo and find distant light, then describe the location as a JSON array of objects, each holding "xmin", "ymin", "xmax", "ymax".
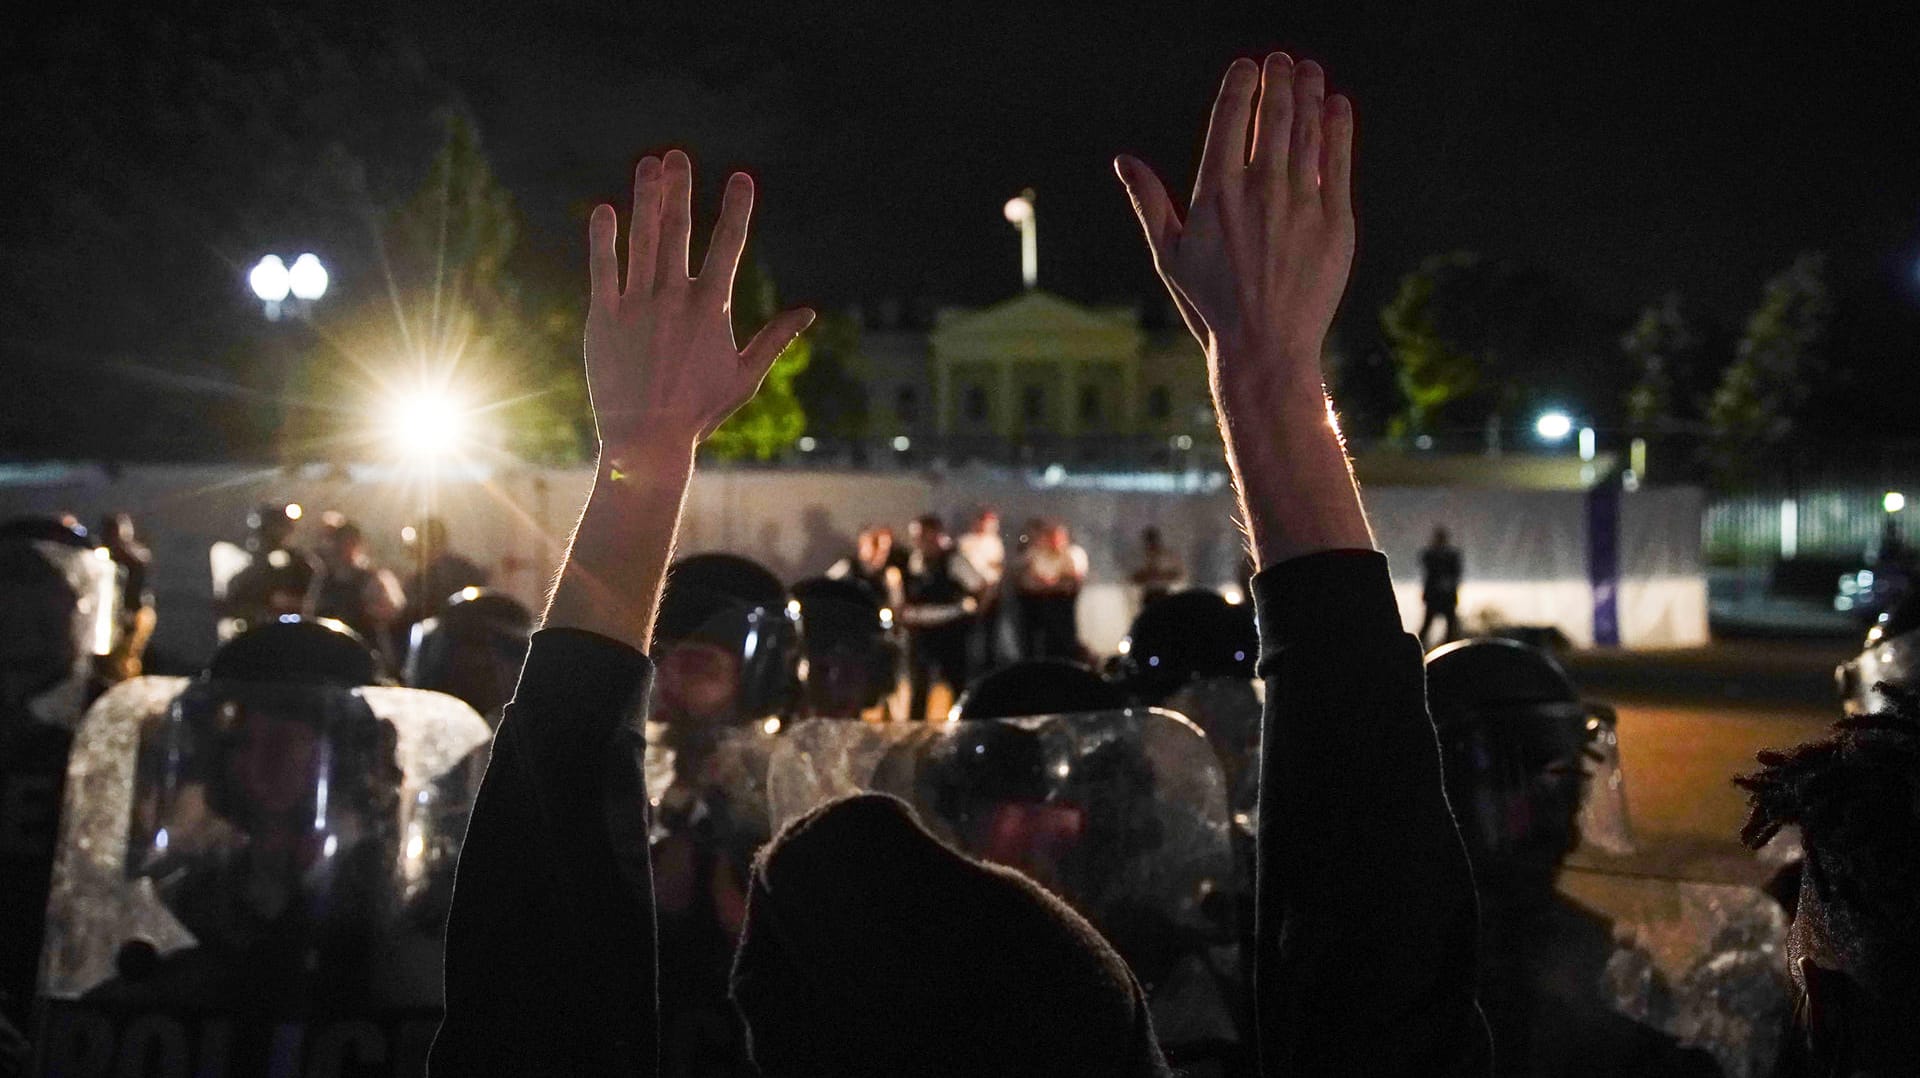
[
  {"xmin": 1220, "ymin": 583, "xmax": 1246, "ymax": 606},
  {"xmin": 1534, "ymin": 412, "xmax": 1573, "ymax": 442},
  {"xmin": 249, "ymin": 255, "xmax": 290, "ymax": 302},
  {"xmin": 285, "ymin": 503, "xmax": 303, "ymax": 521},
  {"xmin": 386, "ymin": 389, "xmax": 473, "ymax": 460},
  {"xmin": 1003, "ymin": 195, "xmax": 1034, "ymax": 225},
  {"xmin": 879, "ymin": 607, "xmax": 895, "ymax": 630},
  {"xmin": 1578, "ymin": 426, "xmax": 1596, "ymax": 462},
  {"xmin": 288, "ymin": 253, "xmax": 329, "ymax": 301},
  {"xmin": 1116, "ymin": 637, "xmax": 1132, "ymax": 656},
  {"xmin": 797, "ymin": 436, "xmax": 818, "ymax": 452},
  {"xmin": 1414, "ymin": 434, "xmax": 1435, "ymax": 451},
  {"xmin": 1886, "ymin": 491, "xmax": 1907, "ymax": 514},
  {"xmin": 892, "ymin": 435, "xmax": 911, "ymax": 452},
  {"xmin": 460, "ymin": 586, "xmax": 482, "ymax": 601},
  {"xmin": 1173, "ymin": 434, "xmax": 1194, "ymax": 451},
  {"xmin": 401, "ymin": 525, "xmax": 418, "ymax": 543},
  {"xmin": 762, "ymin": 716, "xmax": 782, "ymax": 735}
]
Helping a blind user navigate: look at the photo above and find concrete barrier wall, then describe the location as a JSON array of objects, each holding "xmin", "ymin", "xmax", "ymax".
[{"xmin": 0, "ymin": 463, "xmax": 1706, "ymax": 667}]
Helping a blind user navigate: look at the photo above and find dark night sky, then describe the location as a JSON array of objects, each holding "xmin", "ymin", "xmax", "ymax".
[
  {"xmin": 402, "ymin": 2, "xmax": 1920, "ymax": 340},
  {"xmin": 6, "ymin": 2, "xmax": 1920, "ymax": 456}
]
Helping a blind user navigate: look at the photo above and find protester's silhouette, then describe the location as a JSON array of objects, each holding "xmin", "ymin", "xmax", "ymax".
[
  {"xmin": 1737, "ymin": 688, "xmax": 1920, "ymax": 1076},
  {"xmin": 432, "ymin": 59, "xmax": 1488, "ymax": 1076}
]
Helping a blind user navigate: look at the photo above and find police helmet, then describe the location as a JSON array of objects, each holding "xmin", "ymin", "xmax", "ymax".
[
  {"xmin": 1115, "ymin": 589, "xmax": 1257, "ymax": 705},
  {"xmin": 952, "ymin": 659, "xmax": 1128, "ymax": 722},
  {"xmin": 791, "ymin": 576, "xmax": 899, "ymax": 717},
  {"xmin": 656, "ymin": 553, "xmax": 801, "ymax": 722},
  {"xmin": 207, "ymin": 616, "xmax": 379, "ymax": 687},
  {"xmin": 405, "ymin": 589, "xmax": 533, "ymax": 720},
  {"xmin": 1425, "ymin": 638, "xmax": 1626, "ymax": 895}
]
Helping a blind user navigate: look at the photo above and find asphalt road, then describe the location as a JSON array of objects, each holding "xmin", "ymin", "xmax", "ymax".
[{"xmin": 1559, "ymin": 639, "xmax": 1855, "ymax": 886}]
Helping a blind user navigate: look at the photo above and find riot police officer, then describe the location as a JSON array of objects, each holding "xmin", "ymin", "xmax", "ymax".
[
  {"xmin": 647, "ymin": 553, "xmax": 801, "ymax": 1076},
  {"xmin": 35, "ymin": 616, "xmax": 490, "ymax": 1075},
  {"xmin": 790, "ymin": 576, "xmax": 900, "ymax": 721},
  {"xmin": 0, "ymin": 517, "xmax": 121, "ymax": 1036},
  {"xmin": 1425, "ymin": 639, "xmax": 1717, "ymax": 1078},
  {"xmin": 219, "ymin": 503, "xmax": 319, "ymax": 638},
  {"xmin": 405, "ymin": 588, "xmax": 534, "ymax": 727}
]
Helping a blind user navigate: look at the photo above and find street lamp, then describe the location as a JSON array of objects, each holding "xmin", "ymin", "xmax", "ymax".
[
  {"xmin": 1885, "ymin": 491, "xmax": 1906, "ymax": 515},
  {"xmin": 249, "ymin": 252, "xmax": 328, "ymax": 321},
  {"xmin": 1534, "ymin": 411, "xmax": 1574, "ymax": 442},
  {"xmin": 1004, "ymin": 189, "xmax": 1037, "ymax": 290}
]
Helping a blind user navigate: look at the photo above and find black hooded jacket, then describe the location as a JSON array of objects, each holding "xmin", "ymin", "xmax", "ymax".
[{"xmin": 427, "ymin": 550, "xmax": 1488, "ymax": 1075}]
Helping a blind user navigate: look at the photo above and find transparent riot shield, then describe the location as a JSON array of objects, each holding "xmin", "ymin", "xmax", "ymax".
[
  {"xmin": 1158, "ymin": 677, "xmax": 1263, "ymax": 828},
  {"xmin": 1578, "ymin": 703, "xmax": 1635, "ymax": 857},
  {"xmin": 1563, "ymin": 869, "xmax": 1792, "ymax": 1078},
  {"xmin": 768, "ymin": 710, "xmax": 1243, "ymax": 1062},
  {"xmin": 35, "ymin": 676, "xmax": 490, "ymax": 1077}
]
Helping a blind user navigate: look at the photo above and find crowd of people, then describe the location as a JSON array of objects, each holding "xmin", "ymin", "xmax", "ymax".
[{"xmin": 2, "ymin": 52, "xmax": 1918, "ymax": 1078}]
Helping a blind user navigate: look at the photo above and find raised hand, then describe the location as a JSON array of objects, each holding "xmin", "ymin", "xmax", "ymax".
[
  {"xmin": 1116, "ymin": 55, "xmax": 1372, "ymax": 567},
  {"xmin": 1115, "ymin": 54, "xmax": 1353, "ymax": 383},
  {"xmin": 585, "ymin": 150, "xmax": 815, "ymax": 452}
]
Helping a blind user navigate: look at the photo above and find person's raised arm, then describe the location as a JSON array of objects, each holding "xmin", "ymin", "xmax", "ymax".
[
  {"xmin": 1117, "ymin": 55, "xmax": 1487, "ymax": 1075},
  {"xmin": 430, "ymin": 150, "xmax": 812, "ymax": 1077}
]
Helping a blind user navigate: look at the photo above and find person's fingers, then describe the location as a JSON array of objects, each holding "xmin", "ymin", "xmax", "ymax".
[
  {"xmin": 739, "ymin": 307, "xmax": 817, "ymax": 385},
  {"xmin": 1323, "ymin": 94, "xmax": 1355, "ymax": 217},
  {"xmin": 657, "ymin": 149, "xmax": 693, "ymax": 285},
  {"xmin": 1114, "ymin": 155, "xmax": 1181, "ymax": 264},
  {"xmin": 626, "ymin": 156, "xmax": 664, "ymax": 295},
  {"xmin": 1288, "ymin": 61, "xmax": 1326, "ymax": 196},
  {"xmin": 1192, "ymin": 59, "xmax": 1258, "ymax": 206},
  {"xmin": 588, "ymin": 204, "xmax": 620, "ymax": 304},
  {"xmin": 1251, "ymin": 52, "xmax": 1294, "ymax": 176},
  {"xmin": 698, "ymin": 172, "xmax": 755, "ymax": 293}
]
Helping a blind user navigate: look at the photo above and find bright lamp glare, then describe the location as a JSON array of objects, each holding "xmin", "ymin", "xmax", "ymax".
[
  {"xmin": 249, "ymin": 255, "xmax": 291, "ymax": 302},
  {"xmin": 288, "ymin": 254, "xmax": 329, "ymax": 301},
  {"xmin": 387, "ymin": 391, "xmax": 472, "ymax": 460},
  {"xmin": 1003, "ymin": 196, "xmax": 1033, "ymax": 224},
  {"xmin": 1886, "ymin": 491, "xmax": 1906, "ymax": 514},
  {"xmin": 1534, "ymin": 412, "xmax": 1574, "ymax": 442}
]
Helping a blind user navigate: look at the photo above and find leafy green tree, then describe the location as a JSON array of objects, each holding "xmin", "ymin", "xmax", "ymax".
[
  {"xmin": 1380, "ymin": 251, "xmax": 1590, "ymax": 441},
  {"xmin": 1706, "ymin": 251, "xmax": 1830, "ymax": 480},
  {"xmin": 705, "ymin": 260, "xmax": 810, "ymax": 461},
  {"xmin": 298, "ymin": 113, "xmax": 586, "ymax": 463},
  {"xmin": 1620, "ymin": 291, "xmax": 1700, "ymax": 432},
  {"xmin": 792, "ymin": 311, "xmax": 870, "ymax": 443}
]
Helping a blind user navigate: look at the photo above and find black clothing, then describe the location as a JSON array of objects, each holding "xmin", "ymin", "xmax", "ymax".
[
  {"xmin": 1421, "ymin": 543, "xmax": 1464, "ymax": 646},
  {"xmin": 903, "ymin": 549, "xmax": 974, "ymax": 721},
  {"xmin": 0, "ymin": 721, "xmax": 71, "ymax": 1033},
  {"xmin": 409, "ymin": 553, "xmax": 489, "ymax": 621},
  {"xmin": 431, "ymin": 550, "xmax": 1489, "ymax": 1075},
  {"xmin": 224, "ymin": 546, "xmax": 317, "ymax": 627}
]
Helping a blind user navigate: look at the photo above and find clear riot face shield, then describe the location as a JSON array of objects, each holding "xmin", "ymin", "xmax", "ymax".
[
  {"xmin": 767, "ymin": 710, "xmax": 1243, "ymax": 1056},
  {"xmin": 1157, "ymin": 677, "xmax": 1263, "ymax": 828},
  {"xmin": 1438, "ymin": 697, "xmax": 1635, "ymax": 896},
  {"xmin": 34, "ymin": 677, "xmax": 490, "ymax": 1077}
]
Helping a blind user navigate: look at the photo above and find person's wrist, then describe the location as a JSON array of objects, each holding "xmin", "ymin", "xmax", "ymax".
[{"xmin": 596, "ymin": 431, "xmax": 697, "ymax": 487}]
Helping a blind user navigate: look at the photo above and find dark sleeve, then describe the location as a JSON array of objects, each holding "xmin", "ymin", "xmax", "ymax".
[
  {"xmin": 429, "ymin": 627, "xmax": 660, "ymax": 1077},
  {"xmin": 1252, "ymin": 550, "xmax": 1490, "ymax": 1076}
]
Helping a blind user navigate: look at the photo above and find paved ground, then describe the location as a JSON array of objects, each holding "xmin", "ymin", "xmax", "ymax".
[{"xmin": 1560, "ymin": 639, "xmax": 1854, "ymax": 887}]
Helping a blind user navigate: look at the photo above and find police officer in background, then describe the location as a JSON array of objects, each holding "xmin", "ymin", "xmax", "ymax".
[
  {"xmin": 405, "ymin": 588, "xmax": 534, "ymax": 728},
  {"xmin": 311, "ymin": 515, "xmax": 407, "ymax": 665},
  {"xmin": 899, "ymin": 515, "xmax": 982, "ymax": 721},
  {"xmin": 645, "ymin": 553, "xmax": 802, "ymax": 1075},
  {"xmin": 221, "ymin": 503, "xmax": 318, "ymax": 636},
  {"xmin": 0, "ymin": 517, "xmax": 124, "ymax": 1040},
  {"xmin": 791, "ymin": 576, "xmax": 900, "ymax": 721},
  {"xmin": 1114, "ymin": 588, "xmax": 1261, "ymax": 818}
]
